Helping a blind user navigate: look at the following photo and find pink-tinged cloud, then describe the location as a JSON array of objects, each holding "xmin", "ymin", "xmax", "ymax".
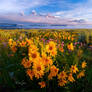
[{"xmin": 0, "ymin": 13, "xmax": 92, "ymax": 26}]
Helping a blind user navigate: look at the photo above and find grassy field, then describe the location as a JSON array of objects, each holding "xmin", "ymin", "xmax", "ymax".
[{"xmin": 0, "ymin": 29, "xmax": 92, "ymax": 92}]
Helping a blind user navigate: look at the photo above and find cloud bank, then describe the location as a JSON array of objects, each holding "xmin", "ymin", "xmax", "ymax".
[
  {"xmin": 0, "ymin": 0, "xmax": 92, "ymax": 27},
  {"xmin": 0, "ymin": 13, "xmax": 92, "ymax": 26}
]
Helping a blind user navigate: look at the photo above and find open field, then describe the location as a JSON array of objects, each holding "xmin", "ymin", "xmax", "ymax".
[{"xmin": 0, "ymin": 29, "xmax": 92, "ymax": 92}]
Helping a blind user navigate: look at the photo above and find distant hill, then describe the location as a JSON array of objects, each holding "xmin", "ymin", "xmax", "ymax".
[
  {"xmin": 0, "ymin": 23, "xmax": 68, "ymax": 29},
  {"xmin": 0, "ymin": 23, "xmax": 22, "ymax": 29}
]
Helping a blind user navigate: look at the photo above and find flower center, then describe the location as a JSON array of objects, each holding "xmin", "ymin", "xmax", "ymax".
[
  {"xmin": 61, "ymin": 73, "xmax": 64, "ymax": 76},
  {"xmin": 49, "ymin": 46, "xmax": 53, "ymax": 50},
  {"xmin": 37, "ymin": 66, "xmax": 41, "ymax": 71},
  {"xmin": 27, "ymin": 62, "xmax": 30, "ymax": 66},
  {"xmin": 45, "ymin": 58, "xmax": 49, "ymax": 62},
  {"xmin": 32, "ymin": 53, "xmax": 37, "ymax": 58},
  {"xmin": 54, "ymin": 69, "xmax": 58, "ymax": 72},
  {"xmin": 72, "ymin": 67, "xmax": 75, "ymax": 70}
]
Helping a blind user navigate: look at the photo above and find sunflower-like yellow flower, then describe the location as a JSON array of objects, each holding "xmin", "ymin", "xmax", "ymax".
[
  {"xmin": 68, "ymin": 36, "xmax": 71, "ymax": 40},
  {"xmin": 70, "ymin": 65, "xmax": 79, "ymax": 74},
  {"xmin": 42, "ymin": 55, "xmax": 53, "ymax": 67},
  {"xmin": 21, "ymin": 58, "xmax": 31, "ymax": 68},
  {"xmin": 58, "ymin": 79, "xmax": 67, "ymax": 87},
  {"xmin": 26, "ymin": 69, "xmax": 34, "ymax": 80},
  {"xmin": 58, "ymin": 71, "xmax": 67, "ymax": 80},
  {"xmin": 68, "ymin": 73, "xmax": 75, "ymax": 82},
  {"xmin": 48, "ymin": 73, "xmax": 53, "ymax": 80},
  {"xmin": 71, "ymin": 37, "xmax": 74, "ymax": 41},
  {"xmin": 38, "ymin": 81, "xmax": 46, "ymax": 88},
  {"xmin": 28, "ymin": 44, "xmax": 38, "ymax": 53},
  {"xmin": 59, "ymin": 47, "xmax": 64, "ymax": 53},
  {"xmin": 41, "ymin": 51, "xmax": 47, "ymax": 57},
  {"xmin": 11, "ymin": 46, "xmax": 17, "ymax": 53},
  {"xmin": 67, "ymin": 43, "xmax": 74, "ymax": 51},
  {"xmin": 48, "ymin": 65, "xmax": 59, "ymax": 80},
  {"xmin": 8, "ymin": 39, "xmax": 13, "ymax": 46},
  {"xmin": 19, "ymin": 41, "xmax": 26, "ymax": 47},
  {"xmin": 33, "ymin": 60, "xmax": 45, "ymax": 79},
  {"xmin": 28, "ymin": 51, "xmax": 40, "ymax": 62},
  {"xmin": 77, "ymin": 70, "xmax": 85, "ymax": 79},
  {"xmin": 9, "ymin": 39, "xmax": 17, "ymax": 53},
  {"xmin": 12, "ymin": 41, "xmax": 17, "ymax": 47},
  {"xmin": 46, "ymin": 41, "xmax": 57, "ymax": 56},
  {"xmin": 26, "ymin": 38, "xmax": 33, "ymax": 46},
  {"xmin": 82, "ymin": 61, "xmax": 87, "ymax": 68}
]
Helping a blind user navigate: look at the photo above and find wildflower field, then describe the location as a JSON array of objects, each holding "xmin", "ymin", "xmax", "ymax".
[{"xmin": 0, "ymin": 29, "xmax": 92, "ymax": 92}]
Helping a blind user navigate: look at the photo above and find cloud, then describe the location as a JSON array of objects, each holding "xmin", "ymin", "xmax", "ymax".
[
  {"xmin": 0, "ymin": 0, "xmax": 87, "ymax": 14},
  {"xmin": 0, "ymin": 13, "xmax": 92, "ymax": 26},
  {"xmin": 0, "ymin": 0, "xmax": 92, "ymax": 26},
  {"xmin": 0, "ymin": 0, "xmax": 48, "ymax": 13},
  {"xmin": 53, "ymin": 8, "xmax": 92, "ymax": 20},
  {"xmin": 52, "ymin": 0, "xmax": 92, "ymax": 21}
]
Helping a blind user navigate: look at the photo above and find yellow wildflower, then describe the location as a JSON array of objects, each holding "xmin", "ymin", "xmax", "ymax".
[
  {"xmin": 82, "ymin": 61, "xmax": 87, "ymax": 68},
  {"xmin": 67, "ymin": 43, "xmax": 74, "ymax": 51},
  {"xmin": 68, "ymin": 73, "xmax": 75, "ymax": 82},
  {"xmin": 11, "ymin": 46, "xmax": 17, "ymax": 53},
  {"xmin": 48, "ymin": 65, "xmax": 59, "ymax": 80},
  {"xmin": 77, "ymin": 70, "xmax": 85, "ymax": 79},
  {"xmin": 42, "ymin": 55, "xmax": 53, "ymax": 67},
  {"xmin": 26, "ymin": 69, "xmax": 34, "ymax": 80},
  {"xmin": 70, "ymin": 65, "xmax": 79, "ymax": 74},
  {"xmin": 21, "ymin": 58, "xmax": 31, "ymax": 68},
  {"xmin": 29, "ymin": 51, "xmax": 40, "ymax": 62},
  {"xmin": 8, "ymin": 39, "xmax": 13, "ymax": 46},
  {"xmin": 58, "ymin": 71, "xmax": 67, "ymax": 80},
  {"xmin": 28, "ymin": 44, "xmax": 38, "ymax": 53},
  {"xmin": 59, "ymin": 47, "xmax": 64, "ymax": 53},
  {"xmin": 58, "ymin": 79, "xmax": 67, "ymax": 87},
  {"xmin": 19, "ymin": 41, "xmax": 26, "ymax": 47},
  {"xmin": 33, "ymin": 61, "xmax": 45, "ymax": 79},
  {"xmin": 26, "ymin": 38, "xmax": 33, "ymax": 46},
  {"xmin": 38, "ymin": 81, "xmax": 46, "ymax": 88},
  {"xmin": 46, "ymin": 41, "xmax": 57, "ymax": 56}
]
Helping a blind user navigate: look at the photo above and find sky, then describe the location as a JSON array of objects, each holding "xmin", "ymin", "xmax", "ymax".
[{"xmin": 0, "ymin": 0, "xmax": 92, "ymax": 26}]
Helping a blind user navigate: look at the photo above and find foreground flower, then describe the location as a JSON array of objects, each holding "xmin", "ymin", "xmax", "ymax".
[
  {"xmin": 77, "ymin": 70, "xmax": 85, "ymax": 79},
  {"xmin": 42, "ymin": 55, "xmax": 53, "ymax": 67},
  {"xmin": 8, "ymin": 39, "xmax": 13, "ymax": 46},
  {"xmin": 28, "ymin": 44, "xmax": 38, "ymax": 52},
  {"xmin": 68, "ymin": 73, "xmax": 75, "ymax": 82},
  {"xmin": 46, "ymin": 41, "xmax": 57, "ymax": 56},
  {"xmin": 82, "ymin": 61, "xmax": 87, "ymax": 69},
  {"xmin": 58, "ymin": 79, "xmax": 67, "ymax": 87},
  {"xmin": 38, "ymin": 81, "xmax": 46, "ymax": 88},
  {"xmin": 11, "ymin": 46, "xmax": 17, "ymax": 53},
  {"xmin": 29, "ymin": 51, "xmax": 40, "ymax": 62},
  {"xmin": 26, "ymin": 69, "xmax": 34, "ymax": 80},
  {"xmin": 70, "ymin": 65, "xmax": 79, "ymax": 74},
  {"xmin": 21, "ymin": 58, "xmax": 31, "ymax": 68},
  {"xmin": 26, "ymin": 38, "xmax": 33, "ymax": 46},
  {"xmin": 19, "ymin": 41, "xmax": 26, "ymax": 47},
  {"xmin": 48, "ymin": 65, "xmax": 59, "ymax": 80},
  {"xmin": 67, "ymin": 43, "xmax": 74, "ymax": 51},
  {"xmin": 33, "ymin": 60, "xmax": 45, "ymax": 79},
  {"xmin": 59, "ymin": 47, "xmax": 64, "ymax": 53},
  {"xmin": 58, "ymin": 71, "xmax": 67, "ymax": 80}
]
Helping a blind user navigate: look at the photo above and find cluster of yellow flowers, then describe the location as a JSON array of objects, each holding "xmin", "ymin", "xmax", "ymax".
[
  {"xmin": 57, "ymin": 62, "xmax": 87, "ymax": 87},
  {"xmin": 21, "ymin": 40, "xmax": 58, "ymax": 81},
  {"xmin": 8, "ymin": 31, "xmax": 87, "ymax": 89},
  {"xmin": 8, "ymin": 39, "xmax": 17, "ymax": 53}
]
